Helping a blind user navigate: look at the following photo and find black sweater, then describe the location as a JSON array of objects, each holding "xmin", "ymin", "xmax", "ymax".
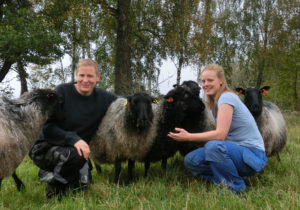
[{"xmin": 40, "ymin": 83, "xmax": 117, "ymax": 146}]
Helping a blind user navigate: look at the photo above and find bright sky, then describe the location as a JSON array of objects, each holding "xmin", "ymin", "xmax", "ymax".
[
  {"xmin": 4, "ymin": 58, "xmax": 199, "ymax": 97},
  {"xmin": 158, "ymin": 59, "xmax": 199, "ymax": 95}
]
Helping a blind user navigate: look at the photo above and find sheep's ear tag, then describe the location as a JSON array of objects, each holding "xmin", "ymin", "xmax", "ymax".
[
  {"xmin": 167, "ymin": 97, "xmax": 174, "ymax": 103},
  {"xmin": 238, "ymin": 90, "xmax": 243, "ymax": 95},
  {"xmin": 262, "ymin": 89, "xmax": 268, "ymax": 95},
  {"xmin": 47, "ymin": 93, "xmax": 54, "ymax": 98},
  {"xmin": 124, "ymin": 100, "xmax": 128, "ymax": 106},
  {"xmin": 153, "ymin": 98, "xmax": 159, "ymax": 104}
]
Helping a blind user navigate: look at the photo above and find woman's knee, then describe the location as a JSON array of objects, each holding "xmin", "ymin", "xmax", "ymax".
[
  {"xmin": 204, "ymin": 140, "xmax": 228, "ymax": 162},
  {"xmin": 184, "ymin": 148, "xmax": 205, "ymax": 168},
  {"xmin": 204, "ymin": 140, "xmax": 225, "ymax": 153}
]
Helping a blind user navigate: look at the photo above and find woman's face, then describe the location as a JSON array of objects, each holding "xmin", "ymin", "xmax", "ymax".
[{"xmin": 201, "ymin": 70, "xmax": 224, "ymax": 97}]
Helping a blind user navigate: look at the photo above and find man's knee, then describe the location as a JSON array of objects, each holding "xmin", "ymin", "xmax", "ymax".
[{"xmin": 57, "ymin": 147, "xmax": 86, "ymax": 171}]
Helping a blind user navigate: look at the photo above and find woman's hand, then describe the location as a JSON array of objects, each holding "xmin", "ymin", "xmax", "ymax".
[
  {"xmin": 74, "ymin": 139, "xmax": 90, "ymax": 160},
  {"xmin": 168, "ymin": 128, "xmax": 191, "ymax": 142}
]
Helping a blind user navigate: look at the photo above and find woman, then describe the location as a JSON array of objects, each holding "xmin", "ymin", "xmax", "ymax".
[{"xmin": 168, "ymin": 64, "xmax": 267, "ymax": 194}]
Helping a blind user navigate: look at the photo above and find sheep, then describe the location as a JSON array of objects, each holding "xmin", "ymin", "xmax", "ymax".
[
  {"xmin": 143, "ymin": 81, "xmax": 215, "ymax": 177},
  {"xmin": 0, "ymin": 89, "xmax": 61, "ymax": 191},
  {"xmin": 90, "ymin": 92, "xmax": 159, "ymax": 183},
  {"xmin": 236, "ymin": 86, "xmax": 287, "ymax": 161},
  {"xmin": 176, "ymin": 81, "xmax": 216, "ymax": 156}
]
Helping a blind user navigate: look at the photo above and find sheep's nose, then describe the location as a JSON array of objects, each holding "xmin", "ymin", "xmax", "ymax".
[
  {"xmin": 249, "ymin": 104, "xmax": 260, "ymax": 111},
  {"xmin": 138, "ymin": 117, "xmax": 150, "ymax": 127}
]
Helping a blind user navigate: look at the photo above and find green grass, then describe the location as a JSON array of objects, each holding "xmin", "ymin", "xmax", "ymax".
[{"xmin": 1, "ymin": 112, "xmax": 299, "ymax": 209}]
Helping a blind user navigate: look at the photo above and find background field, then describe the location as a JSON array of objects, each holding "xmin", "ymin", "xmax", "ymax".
[{"xmin": 0, "ymin": 112, "xmax": 299, "ymax": 210}]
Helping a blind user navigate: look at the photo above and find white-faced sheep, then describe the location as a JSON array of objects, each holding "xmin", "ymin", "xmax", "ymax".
[
  {"xmin": 90, "ymin": 92, "xmax": 158, "ymax": 183},
  {"xmin": 236, "ymin": 86, "xmax": 287, "ymax": 161},
  {"xmin": 0, "ymin": 89, "xmax": 61, "ymax": 190},
  {"xmin": 143, "ymin": 81, "xmax": 215, "ymax": 177}
]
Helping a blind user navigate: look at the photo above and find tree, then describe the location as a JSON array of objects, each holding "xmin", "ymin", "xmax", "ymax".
[
  {"xmin": 161, "ymin": 0, "xmax": 201, "ymax": 85},
  {"xmin": 0, "ymin": 0, "xmax": 63, "ymax": 88}
]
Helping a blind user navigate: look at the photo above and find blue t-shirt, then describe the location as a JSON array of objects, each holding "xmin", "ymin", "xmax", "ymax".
[{"xmin": 212, "ymin": 92, "xmax": 265, "ymax": 151}]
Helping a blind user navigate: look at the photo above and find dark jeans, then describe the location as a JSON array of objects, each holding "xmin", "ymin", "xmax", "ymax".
[{"xmin": 29, "ymin": 142, "xmax": 90, "ymax": 185}]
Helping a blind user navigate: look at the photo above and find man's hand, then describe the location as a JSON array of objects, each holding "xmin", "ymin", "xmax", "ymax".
[{"xmin": 74, "ymin": 140, "xmax": 90, "ymax": 160}]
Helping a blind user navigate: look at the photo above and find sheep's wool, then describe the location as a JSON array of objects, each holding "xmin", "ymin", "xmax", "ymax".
[
  {"xmin": 257, "ymin": 101, "xmax": 287, "ymax": 156},
  {"xmin": 90, "ymin": 98, "xmax": 160, "ymax": 163},
  {"xmin": 0, "ymin": 91, "xmax": 57, "ymax": 178}
]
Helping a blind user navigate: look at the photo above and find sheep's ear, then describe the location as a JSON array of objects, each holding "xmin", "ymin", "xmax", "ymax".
[
  {"xmin": 47, "ymin": 93, "xmax": 55, "ymax": 98},
  {"xmin": 261, "ymin": 86, "xmax": 271, "ymax": 95},
  {"xmin": 166, "ymin": 97, "xmax": 174, "ymax": 103},
  {"xmin": 173, "ymin": 84, "xmax": 178, "ymax": 88},
  {"xmin": 152, "ymin": 97, "xmax": 159, "ymax": 104},
  {"xmin": 235, "ymin": 88, "xmax": 245, "ymax": 95},
  {"xmin": 125, "ymin": 95, "xmax": 132, "ymax": 106}
]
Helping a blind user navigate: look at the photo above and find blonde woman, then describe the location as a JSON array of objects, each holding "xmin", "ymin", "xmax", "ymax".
[{"xmin": 168, "ymin": 64, "xmax": 267, "ymax": 194}]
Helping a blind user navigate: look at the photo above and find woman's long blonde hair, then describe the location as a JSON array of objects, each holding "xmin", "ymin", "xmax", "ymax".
[{"xmin": 201, "ymin": 64, "xmax": 233, "ymax": 109}]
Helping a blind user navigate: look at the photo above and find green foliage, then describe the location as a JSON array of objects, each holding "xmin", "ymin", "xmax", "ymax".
[
  {"xmin": 1, "ymin": 0, "xmax": 299, "ymax": 110},
  {"xmin": 0, "ymin": 113, "xmax": 299, "ymax": 209},
  {"xmin": 0, "ymin": 1, "xmax": 63, "ymax": 65}
]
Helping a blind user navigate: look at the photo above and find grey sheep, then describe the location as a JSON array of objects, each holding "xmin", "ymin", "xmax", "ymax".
[
  {"xmin": 236, "ymin": 86, "xmax": 287, "ymax": 161},
  {"xmin": 0, "ymin": 89, "xmax": 61, "ymax": 190},
  {"xmin": 90, "ymin": 92, "xmax": 158, "ymax": 183}
]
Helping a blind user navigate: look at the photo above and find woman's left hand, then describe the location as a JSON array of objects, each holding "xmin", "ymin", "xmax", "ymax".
[{"xmin": 168, "ymin": 127, "xmax": 190, "ymax": 142}]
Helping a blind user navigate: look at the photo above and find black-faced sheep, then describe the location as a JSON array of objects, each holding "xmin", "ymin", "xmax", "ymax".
[
  {"xmin": 143, "ymin": 81, "xmax": 215, "ymax": 177},
  {"xmin": 0, "ymin": 89, "xmax": 61, "ymax": 190},
  {"xmin": 236, "ymin": 86, "xmax": 287, "ymax": 161},
  {"xmin": 90, "ymin": 92, "xmax": 158, "ymax": 183},
  {"xmin": 176, "ymin": 81, "xmax": 216, "ymax": 156}
]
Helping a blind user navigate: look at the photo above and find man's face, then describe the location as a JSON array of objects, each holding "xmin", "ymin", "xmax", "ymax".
[{"xmin": 75, "ymin": 66, "xmax": 100, "ymax": 96}]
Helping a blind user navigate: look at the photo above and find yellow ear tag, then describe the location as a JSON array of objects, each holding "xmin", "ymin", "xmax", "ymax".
[
  {"xmin": 153, "ymin": 99, "xmax": 158, "ymax": 104},
  {"xmin": 124, "ymin": 100, "xmax": 128, "ymax": 106}
]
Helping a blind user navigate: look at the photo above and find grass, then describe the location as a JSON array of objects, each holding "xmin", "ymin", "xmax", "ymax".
[{"xmin": 1, "ymin": 112, "xmax": 299, "ymax": 209}]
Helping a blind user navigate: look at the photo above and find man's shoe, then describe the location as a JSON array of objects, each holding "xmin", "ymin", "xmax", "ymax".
[
  {"xmin": 38, "ymin": 169, "xmax": 54, "ymax": 182},
  {"xmin": 46, "ymin": 179, "xmax": 66, "ymax": 200}
]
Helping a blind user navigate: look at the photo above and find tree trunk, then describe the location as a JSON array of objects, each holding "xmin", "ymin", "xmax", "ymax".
[
  {"xmin": 16, "ymin": 60, "xmax": 28, "ymax": 95},
  {"xmin": 114, "ymin": 0, "xmax": 132, "ymax": 95},
  {"xmin": 71, "ymin": 17, "xmax": 78, "ymax": 82},
  {"xmin": 147, "ymin": 68, "xmax": 153, "ymax": 95},
  {"xmin": 0, "ymin": 60, "xmax": 13, "ymax": 82},
  {"xmin": 294, "ymin": 68, "xmax": 299, "ymax": 111},
  {"xmin": 256, "ymin": 54, "xmax": 265, "ymax": 88},
  {"xmin": 136, "ymin": 61, "xmax": 142, "ymax": 92},
  {"xmin": 176, "ymin": 50, "xmax": 184, "ymax": 85}
]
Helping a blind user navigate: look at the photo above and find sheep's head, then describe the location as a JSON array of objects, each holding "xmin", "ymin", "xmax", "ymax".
[
  {"xmin": 164, "ymin": 82, "xmax": 205, "ymax": 124},
  {"xmin": 21, "ymin": 89, "xmax": 62, "ymax": 117},
  {"xmin": 236, "ymin": 86, "xmax": 270, "ymax": 117},
  {"xmin": 181, "ymin": 80, "xmax": 201, "ymax": 97},
  {"xmin": 126, "ymin": 92, "xmax": 155, "ymax": 130}
]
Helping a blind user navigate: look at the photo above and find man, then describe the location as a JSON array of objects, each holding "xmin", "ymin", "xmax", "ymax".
[{"xmin": 30, "ymin": 58, "xmax": 117, "ymax": 199}]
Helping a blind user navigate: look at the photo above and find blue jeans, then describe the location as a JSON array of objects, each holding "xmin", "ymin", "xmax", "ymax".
[{"xmin": 184, "ymin": 140, "xmax": 267, "ymax": 193}]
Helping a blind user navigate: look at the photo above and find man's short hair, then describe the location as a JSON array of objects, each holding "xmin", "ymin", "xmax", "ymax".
[{"xmin": 77, "ymin": 58, "xmax": 100, "ymax": 73}]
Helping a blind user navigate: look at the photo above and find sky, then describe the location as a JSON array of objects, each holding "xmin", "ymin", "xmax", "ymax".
[
  {"xmin": 3, "ymin": 58, "xmax": 200, "ymax": 97},
  {"xmin": 158, "ymin": 58, "xmax": 199, "ymax": 95}
]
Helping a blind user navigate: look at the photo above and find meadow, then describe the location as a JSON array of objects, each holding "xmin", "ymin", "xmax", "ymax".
[{"xmin": 0, "ymin": 112, "xmax": 299, "ymax": 210}]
